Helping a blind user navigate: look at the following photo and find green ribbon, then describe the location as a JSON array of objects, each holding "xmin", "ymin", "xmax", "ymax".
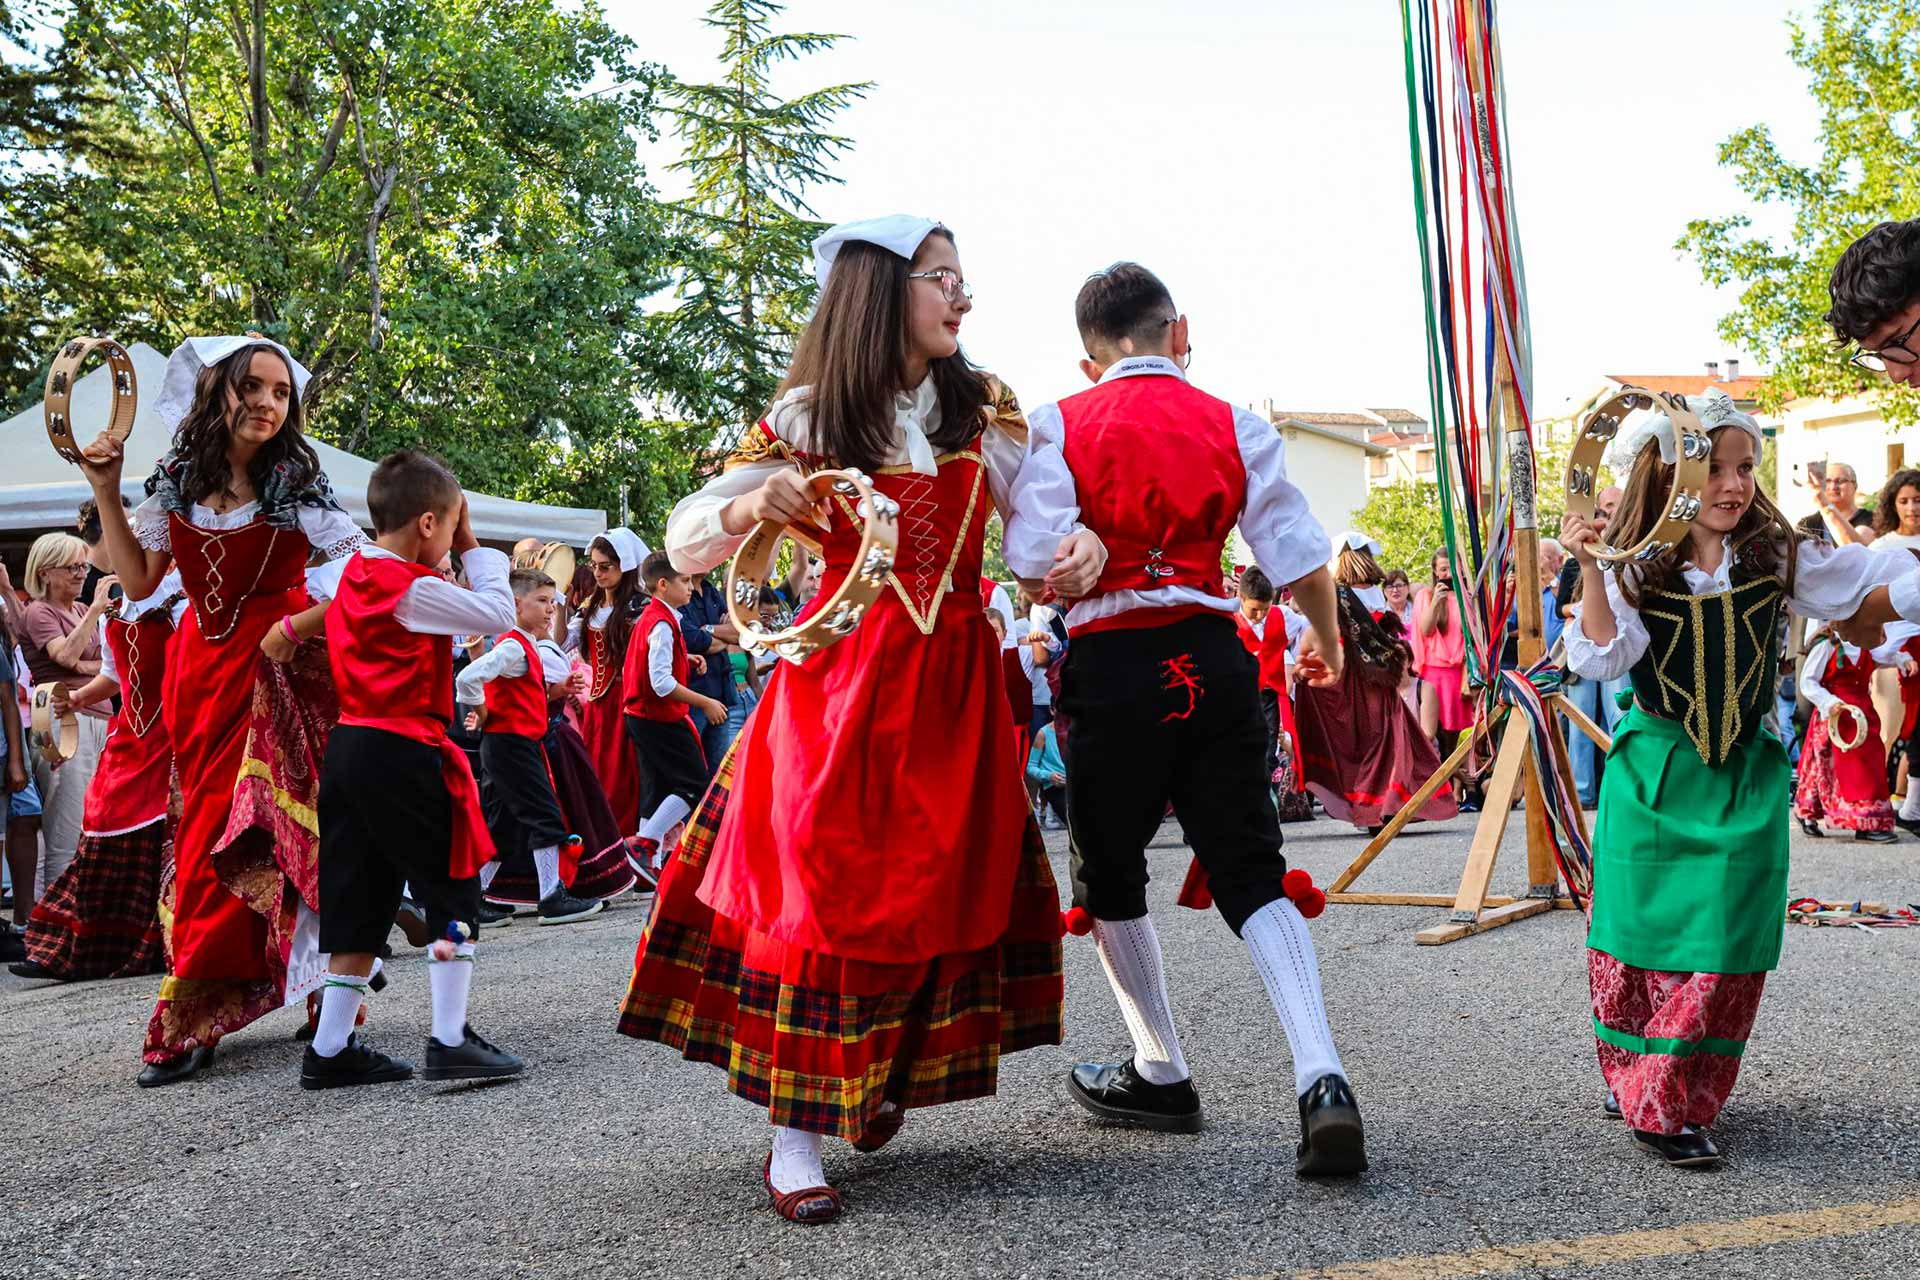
[{"xmin": 1592, "ymin": 1017, "xmax": 1747, "ymax": 1060}]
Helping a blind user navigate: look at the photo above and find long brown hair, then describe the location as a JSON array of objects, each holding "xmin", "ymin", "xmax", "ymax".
[
  {"xmin": 1333, "ymin": 546, "xmax": 1385, "ymax": 588},
  {"xmin": 588, "ymin": 534, "xmax": 643, "ymax": 659},
  {"xmin": 773, "ymin": 228, "xmax": 988, "ymax": 472},
  {"xmin": 1611, "ymin": 425, "xmax": 1796, "ymax": 607},
  {"xmin": 172, "ymin": 343, "xmax": 321, "ymax": 508},
  {"xmin": 1872, "ymin": 468, "xmax": 1920, "ymax": 536}
]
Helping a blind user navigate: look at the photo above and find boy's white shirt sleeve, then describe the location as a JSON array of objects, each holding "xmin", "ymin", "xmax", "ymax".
[
  {"xmin": 392, "ymin": 547, "xmax": 515, "ymax": 637},
  {"xmin": 1002, "ymin": 401, "xmax": 1084, "ymax": 581},
  {"xmin": 535, "ymin": 638, "xmax": 572, "ymax": 685},
  {"xmin": 1798, "ymin": 639, "xmax": 1838, "ymax": 714},
  {"xmin": 1233, "ymin": 405, "xmax": 1332, "ymax": 589},
  {"xmin": 647, "ymin": 621, "xmax": 678, "ymax": 698},
  {"xmin": 455, "ymin": 636, "xmax": 527, "ymax": 706}
]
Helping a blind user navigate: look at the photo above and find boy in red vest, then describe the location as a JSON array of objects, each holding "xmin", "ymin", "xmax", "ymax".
[
  {"xmin": 457, "ymin": 570, "xmax": 605, "ymax": 925},
  {"xmin": 307, "ymin": 450, "xmax": 525, "ymax": 1089},
  {"xmin": 1234, "ymin": 567, "xmax": 1291, "ymax": 779},
  {"xmin": 1005, "ymin": 262, "xmax": 1366, "ymax": 1175},
  {"xmin": 623, "ymin": 551, "xmax": 721, "ymax": 879}
]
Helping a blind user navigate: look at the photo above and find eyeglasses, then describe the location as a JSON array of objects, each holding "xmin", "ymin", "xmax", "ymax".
[
  {"xmin": 906, "ymin": 268, "xmax": 972, "ymax": 303},
  {"xmin": 1849, "ymin": 311, "xmax": 1920, "ymax": 374},
  {"xmin": 52, "ymin": 564, "xmax": 88, "ymax": 577}
]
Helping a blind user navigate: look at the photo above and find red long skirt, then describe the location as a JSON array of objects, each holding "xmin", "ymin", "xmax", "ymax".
[
  {"xmin": 1588, "ymin": 948, "xmax": 1766, "ymax": 1134},
  {"xmin": 1794, "ymin": 705, "xmax": 1894, "ymax": 832},
  {"xmin": 578, "ymin": 688, "xmax": 639, "ymax": 835},
  {"xmin": 1295, "ymin": 666, "xmax": 1458, "ymax": 827}
]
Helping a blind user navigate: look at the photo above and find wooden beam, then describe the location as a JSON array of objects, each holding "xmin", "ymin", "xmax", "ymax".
[
  {"xmin": 1446, "ymin": 712, "xmax": 1532, "ymax": 918},
  {"xmin": 1326, "ymin": 727, "xmax": 1480, "ymax": 893},
  {"xmin": 1330, "ymin": 891, "xmax": 1575, "ymax": 909},
  {"xmin": 1551, "ymin": 691, "xmax": 1614, "ymax": 753},
  {"xmin": 1416, "ymin": 897, "xmax": 1557, "ymax": 945}
]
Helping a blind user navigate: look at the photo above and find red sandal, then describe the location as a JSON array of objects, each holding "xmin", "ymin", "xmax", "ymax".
[
  {"xmin": 851, "ymin": 1106, "xmax": 906, "ymax": 1153},
  {"xmin": 763, "ymin": 1154, "xmax": 843, "ymax": 1225}
]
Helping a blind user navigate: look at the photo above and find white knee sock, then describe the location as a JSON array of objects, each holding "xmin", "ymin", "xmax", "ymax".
[
  {"xmin": 313, "ymin": 973, "xmax": 369, "ymax": 1057},
  {"xmin": 533, "ymin": 846, "xmax": 562, "ymax": 900},
  {"xmin": 479, "ymin": 860, "xmax": 502, "ymax": 891},
  {"xmin": 1902, "ymin": 785, "xmax": 1920, "ymax": 821},
  {"xmin": 1091, "ymin": 915, "xmax": 1191, "ymax": 1086},
  {"xmin": 768, "ymin": 1125, "xmax": 826, "ymax": 1195},
  {"xmin": 638, "ymin": 795, "xmax": 690, "ymax": 845},
  {"xmin": 429, "ymin": 942, "xmax": 476, "ymax": 1047},
  {"xmin": 1242, "ymin": 898, "xmax": 1346, "ymax": 1096}
]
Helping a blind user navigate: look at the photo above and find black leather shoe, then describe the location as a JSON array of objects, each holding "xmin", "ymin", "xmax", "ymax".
[
  {"xmin": 136, "ymin": 1045, "xmax": 214, "ymax": 1088},
  {"xmin": 536, "ymin": 887, "xmax": 606, "ymax": 925},
  {"xmin": 1855, "ymin": 828, "xmax": 1898, "ymax": 843},
  {"xmin": 1799, "ymin": 818, "xmax": 1823, "ymax": 838},
  {"xmin": 422, "ymin": 1024, "xmax": 525, "ymax": 1082},
  {"xmin": 1603, "ymin": 1090, "xmax": 1623, "ymax": 1119},
  {"xmin": 300, "ymin": 1036, "xmax": 413, "ymax": 1090},
  {"xmin": 1067, "ymin": 1059, "xmax": 1202, "ymax": 1133},
  {"xmin": 8, "ymin": 959, "xmax": 52, "ymax": 979},
  {"xmin": 1632, "ymin": 1127, "xmax": 1720, "ymax": 1167},
  {"xmin": 1296, "ymin": 1073, "xmax": 1368, "ymax": 1176},
  {"xmin": 393, "ymin": 900, "xmax": 431, "ymax": 948},
  {"xmin": 1895, "ymin": 815, "xmax": 1920, "ymax": 837}
]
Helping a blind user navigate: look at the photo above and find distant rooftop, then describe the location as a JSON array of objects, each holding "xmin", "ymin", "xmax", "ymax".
[{"xmin": 1605, "ymin": 374, "xmax": 1767, "ymax": 401}]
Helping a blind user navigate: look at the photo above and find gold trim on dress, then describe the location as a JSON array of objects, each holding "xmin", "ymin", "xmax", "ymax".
[{"xmin": 831, "ymin": 455, "xmax": 984, "ymax": 636}]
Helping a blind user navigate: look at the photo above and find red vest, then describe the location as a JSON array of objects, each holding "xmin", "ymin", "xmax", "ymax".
[
  {"xmin": 327, "ymin": 554, "xmax": 452, "ymax": 727},
  {"xmin": 623, "ymin": 597, "xmax": 692, "ymax": 723},
  {"xmin": 483, "ymin": 630, "xmax": 550, "ymax": 738},
  {"xmin": 1235, "ymin": 610, "xmax": 1290, "ymax": 692},
  {"xmin": 1059, "ymin": 372, "xmax": 1245, "ymax": 629}
]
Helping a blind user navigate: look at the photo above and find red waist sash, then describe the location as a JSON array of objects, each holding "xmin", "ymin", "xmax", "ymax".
[{"xmin": 341, "ymin": 713, "xmax": 495, "ymax": 879}]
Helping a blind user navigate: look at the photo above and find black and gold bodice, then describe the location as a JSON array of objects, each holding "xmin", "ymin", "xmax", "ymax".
[{"xmin": 1627, "ymin": 575, "xmax": 1786, "ymax": 766}]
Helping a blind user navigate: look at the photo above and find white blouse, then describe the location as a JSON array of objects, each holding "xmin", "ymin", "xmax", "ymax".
[
  {"xmin": 96, "ymin": 571, "xmax": 188, "ymax": 683},
  {"xmin": 563, "ymin": 603, "xmax": 614, "ymax": 655},
  {"xmin": 665, "ymin": 376, "xmax": 1027, "ymax": 575},
  {"xmin": 132, "ymin": 493, "xmax": 366, "ymax": 600},
  {"xmin": 1565, "ymin": 537, "xmax": 1920, "ymax": 681},
  {"xmin": 1003, "ymin": 356, "xmax": 1330, "ymax": 632},
  {"xmin": 1797, "ymin": 638, "xmax": 1870, "ymax": 716}
]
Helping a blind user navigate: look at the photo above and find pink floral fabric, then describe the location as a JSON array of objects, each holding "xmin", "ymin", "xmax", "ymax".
[
  {"xmin": 1587, "ymin": 947, "xmax": 1766, "ymax": 1135},
  {"xmin": 1794, "ymin": 713, "xmax": 1894, "ymax": 832}
]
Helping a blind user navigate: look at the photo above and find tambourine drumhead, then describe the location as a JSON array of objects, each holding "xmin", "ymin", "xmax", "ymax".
[
  {"xmin": 1563, "ymin": 386, "xmax": 1710, "ymax": 568},
  {"xmin": 30, "ymin": 682, "xmax": 79, "ymax": 766},
  {"xmin": 512, "ymin": 541, "xmax": 576, "ymax": 589},
  {"xmin": 44, "ymin": 337, "xmax": 137, "ymax": 466},
  {"xmin": 1831, "ymin": 702, "xmax": 1870, "ymax": 752},
  {"xmin": 724, "ymin": 469, "xmax": 900, "ymax": 664}
]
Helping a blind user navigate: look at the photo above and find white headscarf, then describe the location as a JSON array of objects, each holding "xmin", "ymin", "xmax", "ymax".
[
  {"xmin": 599, "ymin": 527, "xmax": 649, "ymax": 574},
  {"xmin": 1335, "ymin": 530, "xmax": 1383, "ymax": 557},
  {"xmin": 811, "ymin": 215, "xmax": 942, "ymax": 287},
  {"xmin": 1606, "ymin": 388, "xmax": 1763, "ymax": 471},
  {"xmin": 154, "ymin": 336, "xmax": 313, "ymax": 433}
]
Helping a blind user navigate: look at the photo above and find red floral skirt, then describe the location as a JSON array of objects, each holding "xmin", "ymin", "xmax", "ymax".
[
  {"xmin": 1295, "ymin": 667, "xmax": 1458, "ymax": 827},
  {"xmin": 1588, "ymin": 947, "xmax": 1765, "ymax": 1134},
  {"xmin": 1794, "ymin": 709, "xmax": 1894, "ymax": 832},
  {"xmin": 616, "ymin": 743, "xmax": 1065, "ymax": 1141}
]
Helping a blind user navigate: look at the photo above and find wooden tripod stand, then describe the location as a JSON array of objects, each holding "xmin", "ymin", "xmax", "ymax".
[{"xmin": 1323, "ymin": 351, "xmax": 1610, "ymax": 944}]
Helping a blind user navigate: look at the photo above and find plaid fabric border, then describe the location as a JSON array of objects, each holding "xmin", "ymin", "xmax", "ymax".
[
  {"xmin": 618, "ymin": 742, "xmax": 1064, "ymax": 1141},
  {"xmin": 25, "ymin": 821, "xmax": 170, "ymax": 980}
]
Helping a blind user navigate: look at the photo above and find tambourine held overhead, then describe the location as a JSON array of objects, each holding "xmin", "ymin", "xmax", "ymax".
[
  {"xmin": 724, "ymin": 469, "xmax": 900, "ymax": 664},
  {"xmin": 513, "ymin": 541, "xmax": 577, "ymax": 590},
  {"xmin": 1564, "ymin": 386, "xmax": 1710, "ymax": 568},
  {"xmin": 45, "ymin": 336, "xmax": 138, "ymax": 465}
]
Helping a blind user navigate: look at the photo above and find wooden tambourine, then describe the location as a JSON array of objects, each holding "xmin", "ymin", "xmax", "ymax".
[
  {"xmin": 513, "ymin": 541, "xmax": 577, "ymax": 591},
  {"xmin": 1564, "ymin": 386, "xmax": 1710, "ymax": 567},
  {"xmin": 1830, "ymin": 702, "xmax": 1870, "ymax": 752},
  {"xmin": 724, "ymin": 469, "xmax": 900, "ymax": 664},
  {"xmin": 30, "ymin": 682, "xmax": 79, "ymax": 766},
  {"xmin": 45, "ymin": 336, "xmax": 137, "ymax": 465}
]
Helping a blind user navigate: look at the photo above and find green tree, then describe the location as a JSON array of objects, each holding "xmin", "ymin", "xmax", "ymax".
[
  {"xmin": 659, "ymin": 0, "xmax": 870, "ymax": 445},
  {"xmin": 1353, "ymin": 482, "xmax": 1446, "ymax": 576},
  {"xmin": 3, "ymin": 0, "xmax": 717, "ymax": 530},
  {"xmin": 1677, "ymin": 0, "xmax": 1920, "ymax": 421}
]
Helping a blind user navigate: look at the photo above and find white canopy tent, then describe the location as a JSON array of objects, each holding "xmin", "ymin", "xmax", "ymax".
[{"xmin": 1, "ymin": 341, "xmax": 608, "ymax": 546}]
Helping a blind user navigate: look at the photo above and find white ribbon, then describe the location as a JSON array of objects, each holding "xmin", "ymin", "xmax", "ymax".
[{"xmin": 896, "ymin": 376, "xmax": 940, "ymax": 476}]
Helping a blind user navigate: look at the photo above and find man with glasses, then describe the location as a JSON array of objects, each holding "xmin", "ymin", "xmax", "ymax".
[
  {"xmin": 1830, "ymin": 218, "xmax": 1920, "ymax": 388},
  {"xmin": 1794, "ymin": 462, "xmax": 1877, "ymax": 546}
]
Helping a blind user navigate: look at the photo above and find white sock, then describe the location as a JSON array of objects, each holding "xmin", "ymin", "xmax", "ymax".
[
  {"xmin": 313, "ymin": 973, "xmax": 369, "ymax": 1058},
  {"xmin": 533, "ymin": 846, "xmax": 562, "ymax": 900},
  {"xmin": 1901, "ymin": 785, "xmax": 1920, "ymax": 821},
  {"xmin": 1242, "ymin": 898, "xmax": 1347, "ymax": 1096},
  {"xmin": 429, "ymin": 942, "xmax": 476, "ymax": 1047},
  {"xmin": 1091, "ymin": 915, "xmax": 1190, "ymax": 1086},
  {"xmin": 479, "ymin": 860, "xmax": 502, "ymax": 891},
  {"xmin": 638, "ymin": 795, "xmax": 691, "ymax": 845},
  {"xmin": 768, "ymin": 1125, "xmax": 826, "ymax": 1195}
]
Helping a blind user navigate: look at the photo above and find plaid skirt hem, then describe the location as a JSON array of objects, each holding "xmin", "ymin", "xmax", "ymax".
[
  {"xmin": 616, "ymin": 742, "xmax": 1065, "ymax": 1141},
  {"xmin": 24, "ymin": 819, "xmax": 170, "ymax": 981}
]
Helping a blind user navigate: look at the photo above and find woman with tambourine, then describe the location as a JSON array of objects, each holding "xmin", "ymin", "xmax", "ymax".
[
  {"xmin": 615, "ymin": 216, "xmax": 1065, "ymax": 1225},
  {"xmin": 71, "ymin": 335, "xmax": 364, "ymax": 1088},
  {"xmin": 1791, "ymin": 623, "xmax": 1898, "ymax": 841},
  {"xmin": 1560, "ymin": 387, "xmax": 1920, "ymax": 1169}
]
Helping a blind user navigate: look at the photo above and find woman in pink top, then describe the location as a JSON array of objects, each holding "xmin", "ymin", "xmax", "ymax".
[{"xmin": 1412, "ymin": 548, "xmax": 1472, "ymax": 762}]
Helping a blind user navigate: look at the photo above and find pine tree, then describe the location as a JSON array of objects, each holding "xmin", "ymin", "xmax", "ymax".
[{"xmin": 660, "ymin": 0, "xmax": 871, "ymax": 448}]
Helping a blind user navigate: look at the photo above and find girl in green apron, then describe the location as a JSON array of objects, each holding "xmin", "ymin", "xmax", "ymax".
[{"xmin": 1560, "ymin": 390, "xmax": 1920, "ymax": 1167}]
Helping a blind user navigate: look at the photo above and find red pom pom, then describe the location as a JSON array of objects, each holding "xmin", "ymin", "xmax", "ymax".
[
  {"xmin": 1282, "ymin": 868, "xmax": 1314, "ymax": 899},
  {"xmin": 1062, "ymin": 906, "xmax": 1094, "ymax": 937},
  {"xmin": 1296, "ymin": 887, "xmax": 1328, "ymax": 919}
]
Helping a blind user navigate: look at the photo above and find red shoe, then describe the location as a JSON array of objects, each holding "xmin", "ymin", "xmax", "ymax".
[{"xmin": 762, "ymin": 1153, "xmax": 842, "ymax": 1225}]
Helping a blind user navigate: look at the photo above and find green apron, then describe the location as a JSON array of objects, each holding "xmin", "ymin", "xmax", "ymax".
[{"xmin": 1587, "ymin": 707, "xmax": 1789, "ymax": 974}]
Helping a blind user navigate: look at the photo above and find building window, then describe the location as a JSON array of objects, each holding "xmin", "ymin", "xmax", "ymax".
[
  {"xmin": 1416, "ymin": 451, "xmax": 1434, "ymax": 474},
  {"xmin": 1892, "ymin": 443, "xmax": 1907, "ymax": 475},
  {"xmin": 1369, "ymin": 456, "xmax": 1389, "ymax": 479}
]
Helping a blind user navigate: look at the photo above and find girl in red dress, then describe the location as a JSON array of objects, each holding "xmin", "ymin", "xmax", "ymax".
[
  {"xmin": 567, "ymin": 528, "xmax": 648, "ymax": 837},
  {"xmin": 78, "ymin": 336, "xmax": 363, "ymax": 1086},
  {"xmin": 1794, "ymin": 626, "xmax": 1898, "ymax": 840},
  {"xmin": 616, "ymin": 216, "xmax": 1064, "ymax": 1224}
]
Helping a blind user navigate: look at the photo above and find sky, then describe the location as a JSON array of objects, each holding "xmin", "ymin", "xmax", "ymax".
[{"xmin": 608, "ymin": 0, "xmax": 1825, "ymax": 424}]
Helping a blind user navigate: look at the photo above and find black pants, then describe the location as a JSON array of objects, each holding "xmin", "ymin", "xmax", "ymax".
[
  {"xmin": 1260, "ymin": 687, "xmax": 1282, "ymax": 775},
  {"xmin": 1037, "ymin": 784, "xmax": 1067, "ymax": 824},
  {"xmin": 1059, "ymin": 612, "xmax": 1289, "ymax": 934},
  {"xmin": 626, "ymin": 714, "xmax": 709, "ymax": 822},
  {"xmin": 319, "ymin": 725, "xmax": 481, "ymax": 954},
  {"xmin": 479, "ymin": 732, "xmax": 568, "ymax": 862}
]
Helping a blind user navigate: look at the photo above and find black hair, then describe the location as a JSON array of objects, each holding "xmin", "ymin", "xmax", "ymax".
[
  {"xmin": 640, "ymin": 550, "xmax": 679, "ymax": 589},
  {"xmin": 366, "ymin": 449, "xmax": 463, "ymax": 535},
  {"xmin": 1075, "ymin": 262, "xmax": 1177, "ymax": 353},
  {"xmin": 1238, "ymin": 566, "xmax": 1274, "ymax": 602},
  {"xmin": 1827, "ymin": 219, "xmax": 1920, "ymax": 342},
  {"xmin": 75, "ymin": 494, "xmax": 127, "ymax": 546}
]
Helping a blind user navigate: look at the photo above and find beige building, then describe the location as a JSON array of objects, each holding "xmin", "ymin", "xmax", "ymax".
[
  {"xmin": 1771, "ymin": 391, "xmax": 1911, "ymax": 525},
  {"xmin": 1261, "ymin": 406, "xmax": 1394, "ymax": 538}
]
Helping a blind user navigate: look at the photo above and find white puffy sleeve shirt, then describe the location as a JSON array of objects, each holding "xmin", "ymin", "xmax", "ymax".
[
  {"xmin": 1564, "ymin": 538, "xmax": 1920, "ymax": 681},
  {"xmin": 131, "ymin": 493, "xmax": 366, "ymax": 600}
]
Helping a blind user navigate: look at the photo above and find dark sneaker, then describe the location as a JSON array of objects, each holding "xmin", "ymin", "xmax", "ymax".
[
  {"xmin": 1632, "ymin": 1127, "xmax": 1720, "ymax": 1167},
  {"xmin": 1855, "ymin": 829, "xmax": 1898, "ymax": 843},
  {"xmin": 1895, "ymin": 815, "xmax": 1920, "ymax": 837},
  {"xmin": 476, "ymin": 902, "xmax": 515, "ymax": 930},
  {"xmin": 300, "ymin": 1036, "xmax": 413, "ymax": 1091},
  {"xmin": 0, "ymin": 922, "xmax": 25, "ymax": 963},
  {"xmin": 1067, "ymin": 1058, "xmax": 1203, "ymax": 1133},
  {"xmin": 537, "ymin": 887, "xmax": 606, "ymax": 925},
  {"xmin": 422, "ymin": 1023, "xmax": 526, "ymax": 1082},
  {"xmin": 1296, "ymin": 1073, "xmax": 1368, "ymax": 1176},
  {"xmin": 393, "ymin": 900, "xmax": 430, "ymax": 948},
  {"xmin": 627, "ymin": 836, "xmax": 661, "ymax": 888}
]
